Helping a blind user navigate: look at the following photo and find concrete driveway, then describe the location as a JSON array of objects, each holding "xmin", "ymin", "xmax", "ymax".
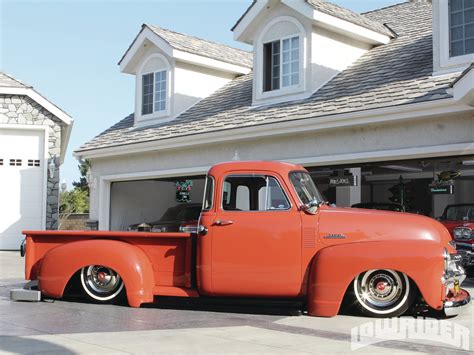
[{"xmin": 0, "ymin": 251, "xmax": 473, "ymax": 354}]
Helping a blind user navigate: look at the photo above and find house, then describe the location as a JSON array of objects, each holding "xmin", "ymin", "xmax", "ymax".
[
  {"xmin": 0, "ymin": 72, "xmax": 73, "ymax": 249},
  {"xmin": 74, "ymin": 0, "xmax": 474, "ymax": 231}
]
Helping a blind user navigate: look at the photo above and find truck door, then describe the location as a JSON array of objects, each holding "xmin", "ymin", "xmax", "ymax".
[{"xmin": 210, "ymin": 173, "xmax": 302, "ymax": 297}]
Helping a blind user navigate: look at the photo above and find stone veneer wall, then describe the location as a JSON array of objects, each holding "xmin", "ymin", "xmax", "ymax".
[{"xmin": 0, "ymin": 94, "xmax": 64, "ymax": 229}]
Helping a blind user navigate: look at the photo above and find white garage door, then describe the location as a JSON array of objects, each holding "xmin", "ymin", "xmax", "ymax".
[{"xmin": 0, "ymin": 129, "xmax": 45, "ymax": 250}]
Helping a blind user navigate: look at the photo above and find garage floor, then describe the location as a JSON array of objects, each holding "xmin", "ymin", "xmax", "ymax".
[{"xmin": 1, "ymin": 251, "xmax": 473, "ymax": 354}]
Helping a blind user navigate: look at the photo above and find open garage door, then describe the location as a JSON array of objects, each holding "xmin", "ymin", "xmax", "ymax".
[
  {"xmin": 0, "ymin": 128, "xmax": 45, "ymax": 250},
  {"xmin": 109, "ymin": 176, "xmax": 206, "ymax": 231}
]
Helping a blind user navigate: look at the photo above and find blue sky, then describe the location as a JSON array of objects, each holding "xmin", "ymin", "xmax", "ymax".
[{"xmin": 0, "ymin": 0, "xmax": 402, "ymax": 188}]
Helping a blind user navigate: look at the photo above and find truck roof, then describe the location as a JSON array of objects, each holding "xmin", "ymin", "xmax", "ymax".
[{"xmin": 208, "ymin": 161, "xmax": 306, "ymax": 176}]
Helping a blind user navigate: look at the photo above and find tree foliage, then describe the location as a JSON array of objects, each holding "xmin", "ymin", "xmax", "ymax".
[
  {"xmin": 72, "ymin": 159, "xmax": 91, "ymax": 194},
  {"xmin": 60, "ymin": 189, "xmax": 89, "ymax": 214}
]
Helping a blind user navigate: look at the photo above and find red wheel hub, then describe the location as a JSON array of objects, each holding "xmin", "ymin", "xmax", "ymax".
[
  {"xmin": 97, "ymin": 271, "xmax": 107, "ymax": 282},
  {"xmin": 376, "ymin": 281, "xmax": 386, "ymax": 291}
]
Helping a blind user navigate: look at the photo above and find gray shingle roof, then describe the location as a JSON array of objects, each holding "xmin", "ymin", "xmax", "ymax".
[
  {"xmin": 145, "ymin": 25, "xmax": 253, "ymax": 69},
  {"xmin": 0, "ymin": 72, "xmax": 29, "ymax": 88},
  {"xmin": 231, "ymin": 0, "xmax": 393, "ymax": 37},
  {"xmin": 305, "ymin": 0, "xmax": 393, "ymax": 37},
  {"xmin": 76, "ymin": 1, "xmax": 459, "ymax": 154}
]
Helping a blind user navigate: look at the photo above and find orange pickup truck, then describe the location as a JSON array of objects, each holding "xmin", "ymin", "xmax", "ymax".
[{"xmin": 20, "ymin": 161, "xmax": 470, "ymax": 318}]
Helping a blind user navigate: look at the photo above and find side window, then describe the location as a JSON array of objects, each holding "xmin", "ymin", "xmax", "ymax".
[
  {"xmin": 202, "ymin": 176, "xmax": 214, "ymax": 211},
  {"xmin": 222, "ymin": 175, "xmax": 290, "ymax": 211}
]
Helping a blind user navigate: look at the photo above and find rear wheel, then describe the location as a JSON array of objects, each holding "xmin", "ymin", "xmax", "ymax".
[
  {"xmin": 80, "ymin": 265, "xmax": 125, "ymax": 303},
  {"xmin": 351, "ymin": 269, "xmax": 415, "ymax": 317}
]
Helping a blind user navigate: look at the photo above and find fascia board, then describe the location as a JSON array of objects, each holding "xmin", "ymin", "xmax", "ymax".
[
  {"xmin": 119, "ymin": 27, "xmax": 174, "ymax": 74},
  {"xmin": 283, "ymin": 0, "xmax": 390, "ymax": 45},
  {"xmin": 74, "ymin": 99, "xmax": 471, "ymax": 160},
  {"xmin": 172, "ymin": 49, "xmax": 251, "ymax": 74},
  {"xmin": 233, "ymin": 0, "xmax": 269, "ymax": 43}
]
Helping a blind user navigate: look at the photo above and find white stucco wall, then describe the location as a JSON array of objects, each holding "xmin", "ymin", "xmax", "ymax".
[
  {"xmin": 173, "ymin": 62, "xmax": 235, "ymax": 118},
  {"xmin": 88, "ymin": 111, "xmax": 474, "ymax": 228},
  {"xmin": 310, "ymin": 26, "xmax": 370, "ymax": 92}
]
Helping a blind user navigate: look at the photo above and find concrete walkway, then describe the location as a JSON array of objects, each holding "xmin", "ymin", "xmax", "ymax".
[{"xmin": 0, "ymin": 251, "xmax": 473, "ymax": 354}]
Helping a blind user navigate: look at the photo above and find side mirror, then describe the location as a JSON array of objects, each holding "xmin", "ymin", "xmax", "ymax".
[{"xmin": 302, "ymin": 201, "xmax": 320, "ymax": 215}]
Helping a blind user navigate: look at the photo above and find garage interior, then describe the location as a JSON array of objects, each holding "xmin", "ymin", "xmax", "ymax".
[
  {"xmin": 108, "ymin": 156, "xmax": 474, "ymax": 231},
  {"xmin": 308, "ymin": 155, "xmax": 474, "ymax": 218}
]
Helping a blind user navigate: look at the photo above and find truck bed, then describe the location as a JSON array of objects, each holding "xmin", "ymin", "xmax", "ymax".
[{"xmin": 23, "ymin": 230, "xmax": 197, "ymax": 295}]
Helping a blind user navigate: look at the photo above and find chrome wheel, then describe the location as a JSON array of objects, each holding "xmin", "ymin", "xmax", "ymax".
[
  {"xmin": 80, "ymin": 265, "xmax": 124, "ymax": 302},
  {"xmin": 353, "ymin": 269, "xmax": 413, "ymax": 316}
]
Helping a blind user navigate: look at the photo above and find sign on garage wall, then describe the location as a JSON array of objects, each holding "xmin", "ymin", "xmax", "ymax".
[
  {"xmin": 329, "ymin": 172, "xmax": 358, "ymax": 187},
  {"xmin": 430, "ymin": 183, "xmax": 455, "ymax": 195}
]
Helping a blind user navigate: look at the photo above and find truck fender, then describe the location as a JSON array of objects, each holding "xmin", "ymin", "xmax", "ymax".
[
  {"xmin": 307, "ymin": 241, "xmax": 445, "ymax": 317},
  {"xmin": 38, "ymin": 239, "xmax": 155, "ymax": 307}
]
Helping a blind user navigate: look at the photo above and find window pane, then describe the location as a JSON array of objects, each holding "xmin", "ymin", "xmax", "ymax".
[
  {"xmin": 282, "ymin": 38, "xmax": 290, "ymax": 51},
  {"xmin": 202, "ymin": 176, "xmax": 214, "ymax": 211},
  {"xmin": 466, "ymin": 23, "xmax": 474, "ymax": 37},
  {"xmin": 154, "ymin": 70, "xmax": 167, "ymax": 112},
  {"xmin": 283, "ymin": 51, "xmax": 290, "ymax": 62},
  {"xmin": 466, "ymin": 0, "xmax": 474, "ymax": 9},
  {"xmin": 291, "ymin": 48, "xmax": 299, "ymax": 61},
  {"xmin": 451, "ymin": 11, "xmax": 464, "ymax": 26},
  {"xmin": 291, "ymin": 73, "xmax": 299, "ymax": 85},
  {"xmin": 465, "ymin": 8, "xmax": 474, "ymax": 23},
  {"xmin": 282, "ymin": 63, "xmax": 290, "ymax": 75},
  {"xmin": 451, "ymin": 25, "xmax": 464, "ymax": 40},
  {"xmin": 451, "ymin": 0, "xmax": 463, "ymax": 11},
  {"xmin": 465, "ymin": 38, "xmax": 474, "ymax": 53},
  {"xmin": 142, "ymin": 73, "xmax": 154, "ymax": 115},
  {"xmin": 282, "ymin": 75, "xmax": 290, "ymax": 87},
  {"xmin": 451, "ymin": 40, "xmax": 464, "ymax": 56},
  {"xmin": 291, "ymin": 36, "xmax": 299, "ymax": 49},
  {"xmin": 265, "ymin": 177, "xmax": 290, "ymax": 210},
  {"xmin": 291, "ymin": 61, "xmax": 299, "ymax": 74}
]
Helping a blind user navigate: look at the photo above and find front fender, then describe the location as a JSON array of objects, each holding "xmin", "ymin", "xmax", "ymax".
[
  {"xmin": 307, "ymin": 240, "xmax": 445, "ymax": 317},
  {"xmin": 39, "ymin": 239, "xmax": 155, "ymax": 307}
]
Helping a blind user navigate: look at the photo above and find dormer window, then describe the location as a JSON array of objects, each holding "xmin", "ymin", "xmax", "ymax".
[
  {"xmin": 449, "ymin": 0, "xmax": 474, "ymax": 57},
  {"xmin": 263, "ymin": 36, "xmax": 300, "ymax": 92},
  {"xmin": 142, "ymin": 70, "xmax": 167, "ymax": 115}
]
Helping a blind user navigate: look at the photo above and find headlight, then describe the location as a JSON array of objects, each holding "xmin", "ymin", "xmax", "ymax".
[{"xmin": 454, "ymin": 227, "xmax": 473, "ymax": 240}]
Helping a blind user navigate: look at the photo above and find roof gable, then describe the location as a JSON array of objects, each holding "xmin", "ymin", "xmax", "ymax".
[
  {"xmin": 233, "ymin": 0, "xmax": 392, "ymax": 45},
  {"xmin": 119, "ymin": 24, "xmax": 252, "ymax": 75}
]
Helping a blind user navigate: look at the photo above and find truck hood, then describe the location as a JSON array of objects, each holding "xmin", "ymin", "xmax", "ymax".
[{"xmin": 317, "ymin": 206, "xmax": 452, "ymax": 249}]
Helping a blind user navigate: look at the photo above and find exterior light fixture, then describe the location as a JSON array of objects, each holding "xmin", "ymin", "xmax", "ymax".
[{"xmin": 48, "ymin": 157, "xmax": 56, "ymax": 179}]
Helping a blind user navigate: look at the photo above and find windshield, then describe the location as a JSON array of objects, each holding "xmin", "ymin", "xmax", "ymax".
[
  {"xmin": 445, "ymin": 205, "xmax": 474, "ymax": 221},
  {"xmin": 289, "ymin": 171, "xmax": 325, "ymax": 205}
]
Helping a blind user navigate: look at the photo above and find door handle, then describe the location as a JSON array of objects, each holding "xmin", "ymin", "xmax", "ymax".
[{"xmin": 214, "ymin": 220, "xmax": 233, "ymax": 226}]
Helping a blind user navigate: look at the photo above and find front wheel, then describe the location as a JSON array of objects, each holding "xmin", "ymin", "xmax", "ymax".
[
  {"xmin": 351, "ymin": 269, "xmax": 415, "ymax": 317},
  {"xmin": 80, "ymin": 265, "xmax": 125, "ymax": 303}
]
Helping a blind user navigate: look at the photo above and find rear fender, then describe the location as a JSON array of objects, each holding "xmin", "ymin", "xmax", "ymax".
[
  {"xmin": 307, "ymin": 241, "xmax": 445, "ymax": 317},
  {"xmin": 39, "ymin": 239, "xmax": 154, "ymax": 307}
]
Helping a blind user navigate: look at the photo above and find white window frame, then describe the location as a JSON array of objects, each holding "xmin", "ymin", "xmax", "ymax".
[
  {"xmin": 263, "ymin": 35, "xmax": 301, "ymax": 92},
  {"xmin": 254, "ymin": 16, "xmax": 307, "ymax": 104},
  {"xmin": 141, "ymin": 69, "xmax": 167, "ymax": 115},
  {"xmin": 439, "ymin": 0, "xmax": 474, "ymax": 71},
  {"xmin": 136, "ymin": 53, "xmax": 172, "ymax": 124}
]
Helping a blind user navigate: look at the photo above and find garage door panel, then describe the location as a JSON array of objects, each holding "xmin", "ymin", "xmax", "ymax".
[{"xmin": 0, "ymin": 128, "xmax": 45, "ymax": 250}]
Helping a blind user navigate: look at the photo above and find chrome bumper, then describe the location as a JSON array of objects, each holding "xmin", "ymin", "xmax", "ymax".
[{"xmin": 444, "ymin": 289, "xmax": 471, "ymax": 317}]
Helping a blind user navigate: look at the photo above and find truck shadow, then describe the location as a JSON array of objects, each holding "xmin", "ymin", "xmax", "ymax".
[
  {"xmin": 142, "ymin": 296, "xmax": 304, "ymax": 316},
  {"xmin": 0, "ymin": 336, "xmax": 76, "ymax": 354}
]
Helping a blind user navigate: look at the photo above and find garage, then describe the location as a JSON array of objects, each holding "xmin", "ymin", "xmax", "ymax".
[
  {"xmin": 307, "ymin": 155, "xmax": 474, "ymax": 219},
  {"xmin": 0, "ymin": 128, "xmax": 45, "ymax": 250},
  {"xmin": 109, "ymin": 175, "xmax": 206, "ymax": 231}
]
